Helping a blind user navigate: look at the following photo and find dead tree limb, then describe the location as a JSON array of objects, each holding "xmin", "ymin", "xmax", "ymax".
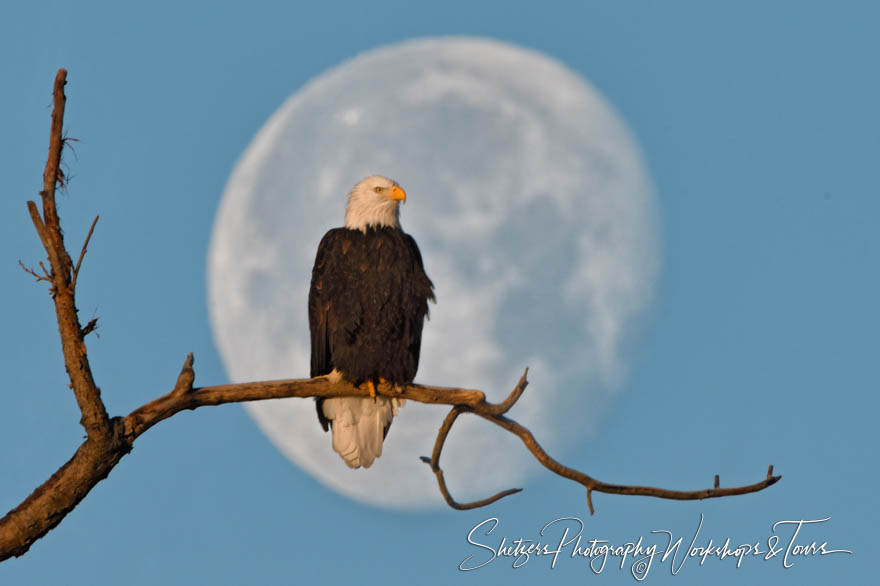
[
  {"xmin": 31, "ymin": 69, "xmax": 110, "ymax": 438},
  {"xmin": 1, "ymin": 69, "xmax": 780, "ymax": 563}
]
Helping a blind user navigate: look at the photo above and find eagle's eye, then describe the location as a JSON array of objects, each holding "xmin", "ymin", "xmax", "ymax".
[{"xmin": 374, "ymin": 186, "xmax": 383, "ymax": 193}]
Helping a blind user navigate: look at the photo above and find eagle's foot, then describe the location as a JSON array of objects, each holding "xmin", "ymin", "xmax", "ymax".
[{"xmin": 367, "ymin": 380, "xmax": 377, "ymax": 399}]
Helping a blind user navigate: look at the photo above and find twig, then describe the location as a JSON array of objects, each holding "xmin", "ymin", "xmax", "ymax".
[
  {"xmin": 26, "ymin": 201, "xmax": 50, "ymax": 252},
  {"xmin": 18, "ymin": 260, "xmax": 51, "ymax": 282},
  {"xmin": 81, "ymin": 317, "xmax": 99, "ymax": 337},
  {"xmin": 482, "ymin": 367, "xmax": 529, "ymax": 415},
  {"xmin": 38, "ymin": 70, "xmax": 74, "ymax": 281},
  {"xmin": 72, "ymin": 215, "xmax": 98, "ymax": 289},
  {"xmin": 420, "ymin": 407, "xmax": 522, "ymax": 509}
]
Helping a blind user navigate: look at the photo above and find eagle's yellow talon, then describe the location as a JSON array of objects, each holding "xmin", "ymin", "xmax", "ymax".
[{"xmin": 367, "ymin": 380, "xmax": 377, "ymax": 399}]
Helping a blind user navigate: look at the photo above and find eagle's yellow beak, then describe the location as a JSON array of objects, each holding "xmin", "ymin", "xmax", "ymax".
[{"xmin": 390, "ymin": 184, "xmax": 406, "ymax": 202}]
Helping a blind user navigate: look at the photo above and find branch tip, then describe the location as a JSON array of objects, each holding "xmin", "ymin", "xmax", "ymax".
[
  {"xmin": 72, "ymin": 215, "xmax": 99, "ymax": 289},
  {"xmin": 483, "ymin": 366, "xmax": 530, "ymax": 415},
  {"xmin": 172, "ymin": 353, "xmax": 195, "ymax": 396},
  {"xmin": 422, "ymin": 406, "xmax": 521, "ymax": 509},
  {"xmin": 714, "ymin": 474, "xmax": 720, "ymax": 489},
  {"xmin": 81, "ymin": 317, "xmax": 99, "ymax": 337},
  {"xmin": 26, "ymin": 201, "xmax": 50, "ymax": 250},
  {"xmin": 18, "ymin": 260, "xmax": 51, "ymax": 282}
]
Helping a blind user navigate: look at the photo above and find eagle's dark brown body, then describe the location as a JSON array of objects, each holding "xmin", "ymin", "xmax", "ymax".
[{"xmin": 309, "ymin": 226, "xmax": 434, "ymax": 432}]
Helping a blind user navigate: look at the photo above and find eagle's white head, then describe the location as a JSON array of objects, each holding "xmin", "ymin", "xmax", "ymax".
[{"xmin": 344, "ymin": 175, "xmax": 406, "ymax": 232}]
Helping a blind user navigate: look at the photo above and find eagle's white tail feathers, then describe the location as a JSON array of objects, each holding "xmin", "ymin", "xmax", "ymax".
[{"xmin": 322, "ymin": 396, "xmax": 405, "ymax": 468}]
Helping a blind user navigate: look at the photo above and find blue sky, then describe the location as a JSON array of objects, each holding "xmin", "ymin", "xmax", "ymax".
[{"xmin": 1, "ymin": 1, "xmax": 876, "ymax": 584}]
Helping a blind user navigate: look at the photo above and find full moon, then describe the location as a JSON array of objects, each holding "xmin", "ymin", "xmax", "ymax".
[{"xmin": 208, "ymin": 37, "xmax": 658, "ymax": 510}]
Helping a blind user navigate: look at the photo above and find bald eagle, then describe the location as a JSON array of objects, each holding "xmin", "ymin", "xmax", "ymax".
[{"xmin": 309, "ymin": 176, "xmax": 435, "ymax": 468}]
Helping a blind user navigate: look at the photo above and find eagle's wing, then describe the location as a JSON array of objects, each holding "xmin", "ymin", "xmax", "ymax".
[
  {"xmin": 401, "ymin": 233, "xmax": 435, "ymax": 374},
  {"xmin": 309, "ymin": 229, "xmax": 343, "ymax": 432}
]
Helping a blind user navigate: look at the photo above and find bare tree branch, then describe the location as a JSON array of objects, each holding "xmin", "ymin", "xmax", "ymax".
[
  {"xmin": 122, "ymin": 372, "xmax": 489, "ymax": 440},
  {"xmin": 1, "ymin": 68, "xmax": 781, "ymax": 564},
  {"xmin": 416, "ymin": 369, "xmax": 780, "ymax": 514},
  {"xmin": 474, "ymin": 407, "xmax": 780, "ymax": 515},
  {"xmin": 27, "ymin": 69, "xmax": 110, "ymax": 438}
]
